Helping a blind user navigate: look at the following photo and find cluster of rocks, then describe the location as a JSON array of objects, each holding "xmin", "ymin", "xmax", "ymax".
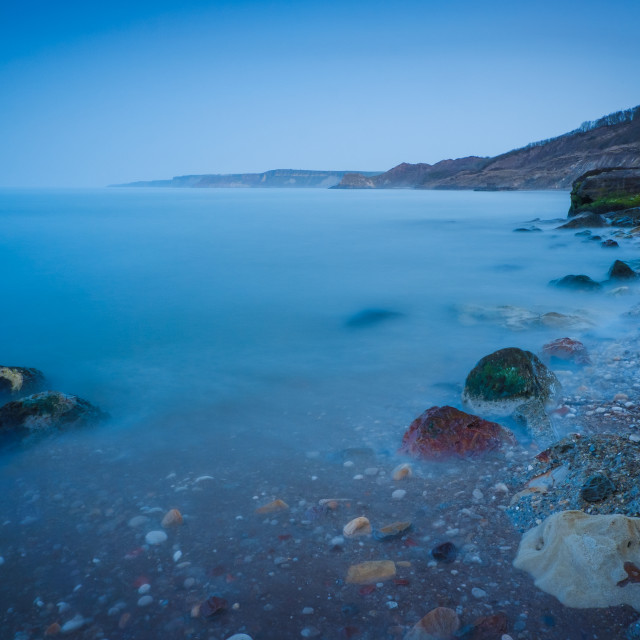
[
  {"xmin": 0, "ymin": 365, "xmax": 106, "ymax": 445},
  {"xmin": 550, "ymin": 259, "xmax": 639, "ymax": 293}
]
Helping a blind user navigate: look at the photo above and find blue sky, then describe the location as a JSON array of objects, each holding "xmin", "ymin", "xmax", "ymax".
[{"xmin": 1, "ymin": 0, "xmax": 639, "ymax": 187}]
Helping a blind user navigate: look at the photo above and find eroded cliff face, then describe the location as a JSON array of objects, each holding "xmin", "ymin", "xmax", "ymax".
[
  {"xmin": 568, "ymin": 168, "xmax": 640, "ymax": 215},
  {"xmin": 334, "ymin": 105, "xmax": 640, "ymax": 191}
]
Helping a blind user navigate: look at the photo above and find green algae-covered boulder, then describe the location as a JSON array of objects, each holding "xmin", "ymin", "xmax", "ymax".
[
  {"xmin": 462, "ymin": 347, "xmax": 559, "ymax": 417},
  {"xmin": 0, "ymin": 391, "xmax": 107, "ymax": 434},
  {"xmin": 569, "ymin": 168, "xmax": 640, "ymax": 217}
]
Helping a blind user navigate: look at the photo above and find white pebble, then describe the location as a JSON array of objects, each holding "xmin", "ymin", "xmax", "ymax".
[
  {"xmin": 385, "ymin": 601, "xmax": 398, "ymax": 609},
  {"xmin": 343, "ymin": 461, "xmax": 354, "ymax": 468},
  {"xmin": 128, "ymin": 515, "xmax": 149, "ymax": 528},
  {"xmin": 302, "ymin": 606, "xmax": 314, "ymax": 614},
  {"xmin": 145, "ymin": 530, "xmax": 168, "ymax": 545},
  {"xmin": 226, "ymin": 635, "xmax": 253, "ymax": 640},
  {"xmin": 353, "ymin": 474, "xmax": 364, "ymax": 480},
  {"xmin": 61, "ymin": 615, "xmax": 85, "ymax": 633},
  {"xmin": 364, "ymin": 467, "xmax": 379, "ymax": 476},
  {"xmin": 472, "ymin": 587, "xmax": 487, "ymax": 598},
  {"xmin": 392, "ymin": 489, "xmax": 406, "ymax": 500},
  {"xmin": 472, "ymin": 489, "xmax": 483, "ymax": 500},
  {"xmin": 173, "ymin": 550, "xmax": 182, "ymax": 562},
  {"xmin": 630, "ymin": 434, "xmax": 640, "ymax": 443},
  {"xmin": 330, "ymin": 536, "xmax": 344, "ymax": 547},
  {"xmin": 137, "ymin": 595, "xmax": 153, "ymax": 607},
  {"xmin": 137, "ymin": 583, "xmax": 151, "ymax": 594}
]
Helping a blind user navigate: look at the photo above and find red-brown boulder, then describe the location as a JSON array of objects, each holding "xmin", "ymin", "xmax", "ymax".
[
  {"xmin": 542, "ymin": 337, "xmax": 590, "ymax": 365},
  {"xmin": 398, "ymin": 405, "xmax": 515, "ymax": 460}
]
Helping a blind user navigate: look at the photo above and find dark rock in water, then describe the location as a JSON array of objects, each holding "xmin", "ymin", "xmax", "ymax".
[
  {"xmin": 0, "ymin": 391, "xmax": 107, "ymax": 434},
  {"xmin": 581, "ymin": 475, "xmax": 616, "ymax": 503},
  {"xmin": 557, "ymin": 212, "xmax": 606, "ymax": 229},
  {"xmin": 345, "ymin": 309, "xmax": 403, "ymax": 328},
  {"xmin": 431, "ymin": 541, "xmax": 457, "ymax": 563},
  {"xmin": 569, "ymin": 168, "xmax": 640, "ymax": 216},
  {"xmin": 0, "ymin": 366, "xmax": 45, "ymax": 400},
  {"xmin": 609, "ymin": 260, "xmax": 638, "ymax": 280},
  {"xmin": 513, "ymin": 226, "xmax": 542, "ymax": 233},
  {"xmin": 574, "ymin": 229, "xmax": 592, "ymax": 237},
  {"xmin": 398, "ymin": 405, "xmax": 515, "ymax": 460},
  {"xmin": 607, "ymin": 207, "xmax": 640, "ymax": 227},
  {"xmin": 198, "ymin": 595, "xmax": 228, "ymax": 617},
  {"xmin": 549, "ymin": 274, "xmax": 602, "ymax": 291},
  {"xmin": 590, "ymin": 235, "xmax": 602, "ymax": 241},
  {"xmin": 463, "ymin": 347, "xmax": 559, "ymax": 415},
  {"xmin": 541, "ymin": 337, "xmax": 591, "ymax": 365},
  {"xmin": 601, "ymin": 239, "xmax": 619, "ymax": 248}
]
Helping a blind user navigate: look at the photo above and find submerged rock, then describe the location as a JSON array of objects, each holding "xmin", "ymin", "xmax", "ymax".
[
  {"xmin": 345, "ymin": 560, "xmax": 396, "ymax": 584},
  {"xmin": 255, "ymin": 499, "xmax": 289, "ymax": 514},
  {"xmin": 549, "ymin": 274, "xmax": 602, "ymax": 291},
  {"xmin": 404, "ymin": 607, "xmax": 460, "ymax": 640},
  {"xmin": 541, "ymin": 337, "xmax": 591, "ymax": 365},
  {"xmin": 343, "ymin": 516, "xmax": 372, "ymax": 538},
  {"xmin": 557, "ymin": 212, "xmax": 606, "ymax": 229},
  {"xmin": 601, "ymin": 239, "xmax": 619, "ymax": 248},
  {"xmin": 514, "ymin": 510, "xmax": 640, "ymax": 611},
  {"xmin": 0, "ymin": 391, "xmax": 106, "ymax": 434},
  {"xmin": 455, "ymin": 304, "xmax": 593, "ymax": 332},
  {"xmin": 374, "ymin": 521, "xmax": 411, "ymax": 541},
  {"xmin": 0, "ymin": 366, "xmax": 45, "ymax": 399},
  {"xmin": 398, "ymin": 405, "xmax": 515, "ymax": 460},
  {"xmin": 431, "ymin": 541, "xmax": 457, "ymax": 564},
  {"xmin": 345, "ymin": 309, "xmax": 403, "ymax": 329},
  {"xmin": 463, "ymin": 348, "xmax": 559, "ymax": 416}
]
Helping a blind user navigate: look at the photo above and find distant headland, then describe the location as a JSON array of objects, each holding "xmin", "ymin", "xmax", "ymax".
[{"xmin": 112, "ymin": 105, "xmax": 640, "ymax": 191}]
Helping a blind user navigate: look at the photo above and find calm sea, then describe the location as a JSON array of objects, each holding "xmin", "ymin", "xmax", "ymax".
[{"xmin": 0, "ymin": 188, "xmax": 634, "ymax": 638}]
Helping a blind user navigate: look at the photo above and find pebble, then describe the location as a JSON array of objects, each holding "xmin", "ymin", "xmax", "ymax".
[
  {"xmin": 302, "ymin": 607, "xmax": 314, "ymax": 614},
  {"xmin": 346, "ymin": 560, "xmax": 396, "ymax": 584},
  {"xmin": 145, "ymin": 530, "xmax": 168, "ymax": 545},
  {"xmin": 173, "ymin": 550, "xmax": 182, "ymax": 562},
  {"xmin": 137, "ymin": 595, "xmax": 153, "ymax": 607},
  {"xmin": 392, "ymin": 463, "xmax": 412, "ymax": 481},
  {"xmin": 300, "ymin": 627, "xmax": 320, "ymax": 638},
  {"xmin": 353, "ymin": 474, "xmax": 364, "ymax": 480},
  {"xmin": 471, "ymin": 587, "xmax": 487, "ymax": 598},
  {"xmin": 226, "ymin": 636, "xmax": 253, "ymax": 640},
  {"xmin": 385, "ymin": 601, "xmax": 398, "ymax": 609},
  {"xmin": 364, "ymin": 467, "xmax": 379, "ymax": 476},
  {"xmin": 343, "ymin": 516, "xmax": 372, "ymax": 538},
  {"xmin": 472, "ymin": 488, "xmax": 484, "ymax": 500},
  {"xmin": 137, "ymin": 583, "xmax": 151, "ymax": 594},
  {"xmin": 391, "ymin": 489, "xmax": 406, "ymax": 500},
  {"xmin": 128, "ymin": 515, "xmax": 149, "ymax": 528},
  {"xmin": 161, "ymin": 508, "xmax": 183, "ymax": 527},
  {"xmin": 431, "ymin": 541, "xmax": 457, "ymax": 564},
  {"xmin": 255, "ymin": 499, "xmax": 289, "ymax": 514},
  {"xmin": 61, "ymin": 615, "xmax": 85, "ymax": 633},
  {"xmin": 343, "ymin": 461, "xmax": 354, "ymax": 468},
  {"xmin": 631, "ymin": 434, "xmax": 640, "ymax": 443}
]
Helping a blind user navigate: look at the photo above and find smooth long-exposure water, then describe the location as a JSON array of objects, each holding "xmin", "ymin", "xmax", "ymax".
[{"xmin": 1, "ymin": 188, "xmax": 638, "ymax": 639}]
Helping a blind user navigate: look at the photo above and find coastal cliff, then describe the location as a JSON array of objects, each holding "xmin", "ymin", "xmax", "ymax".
[{"xmin": 335, "ymin": 105, "xmax": 640, "ymax": 191}]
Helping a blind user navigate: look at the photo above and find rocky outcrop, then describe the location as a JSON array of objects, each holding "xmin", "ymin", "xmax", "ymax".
[
  {"xmin": 0, "ymin": 391, "xmax": 107, "ymax": 434},
  {"xmin": 609, "ymin": 260, "xmax": 638, "ymax": 280},
  {"xmin": 514, "ymin": 510, "xmax": 640, "ymax": 611},
  {"xmin": 556, "ymin": 212, "xmax": 607, "ymax": 229},
  {"xmin": 569, "ymin": 167, "xmax": 640, "ymax": 216},
  {"xmin": 398, "ymin": 405, "xmax": 515, "ymax": 460},
  {"xmin": 0, "ymin": 366, "xmax": 45, "ymax": 400},
  {"xmin": 549, "ymin": 274, "xmax": 602, "ymax": 291}
]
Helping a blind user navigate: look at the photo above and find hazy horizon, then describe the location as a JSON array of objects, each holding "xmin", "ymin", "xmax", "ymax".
[{"xmin": 2, "ymin": 0, "xmax": 640, "ymax": 187}]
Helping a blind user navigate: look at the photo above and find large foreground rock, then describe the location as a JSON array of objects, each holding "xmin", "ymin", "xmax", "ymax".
[
  {"xmin": 569, "ymin": 167, "xmax": 640, "ymax": 216},
  {"xmin": 0, "ymin": 391, "xmax": 107, "ymax": 434},
  {"xmin": 463, "ymin": 348, "xmax": 559, "ymax": 416},
  {"xmin": 398, "ymin": 405, "xmax": 515, "ymax": 460},
  {"xmin": 0, "ymin": 366, "xmax": 45, "ymax": 399},
  {"xmin": 514, "ymin": 510, "xmax": 640, "ymax": 611}
]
